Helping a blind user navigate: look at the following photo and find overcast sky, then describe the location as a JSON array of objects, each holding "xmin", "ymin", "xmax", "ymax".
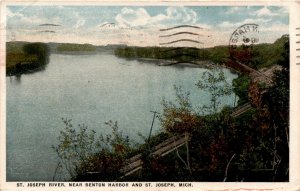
[{"xmin": 6, "ymin": 6, "xmax": 289, "ymax": 47}]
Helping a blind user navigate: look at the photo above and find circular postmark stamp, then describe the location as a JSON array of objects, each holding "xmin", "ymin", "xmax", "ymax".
[{"xmin": 229, "ymin": 24, "xmax": 259, "ymax": 64}]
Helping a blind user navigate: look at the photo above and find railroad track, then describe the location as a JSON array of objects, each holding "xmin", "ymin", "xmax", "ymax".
[
  {"xmin": 119, "ymin": 102, "xmax": 255, "ymax": 178},
  {"xmin": 95, "ymin": 60, "xmax": 276, "ymax": 179},
  {"xmin": 120, "ymin": 134, "xmax": 188, "ymax": 177},
  {"xmin": 230, "ymin": 102, "xmax": 252, "ymax": 118}
]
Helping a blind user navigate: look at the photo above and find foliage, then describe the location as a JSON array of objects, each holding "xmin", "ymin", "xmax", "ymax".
[
  {"xmin": 248, "ymin": 35, "xmax": 289, "ymax": 69},
  {"xmin": 52, "ymin": 119, "xmax": 132, "ymax": 181},
  {"xmin": 6, "ymin": 42, "xmax": 50, "ymax": 75},
  {"xmin": 49, "ymin": 35, "xmax": 289, "ymax": 182},
  {"xmin": 23, "ymin": 42, "xmax": 50, "ymax": 61},
  {"xmin": 232, "ymin": 74, "xmax": 251, "ymax": 105},
  {"xmin": 115, "ymin": 46, "xmax": 208, "ymax": 62},
  {"xmin": 114, "ymin": 35, "xmax": 288, "ymax": 69},
  {"xmin": 206, "ymin": 46, "xmax": 228, "ymax": 64},
  {"xmin": 160, "ymin": 86, "xmax": 200, "ymax": 134},
  {"xmin": 6, "ymin": 53, "xmax": 38, "ymax": 70},
  {"xmin": 156, "ymin": 50, "xmax": 288, "ymax": 181},
  {"xmin": 260, "ymin": 38, "xmax": 289, "ymax": 181},
  {"xmin": 52, "ymin": 119, "xmax": 97, "ymax": 179},
  {"xmin": 57, "ymin": 43, "xmax": 96, "ymax": 52},
  {"xmin": 157, "ymin": 69, "xmax": 234, "ymax": 180},
  {"xmin": 196, "ymin": 68, "xmax": 233, "ymax": 114},
  {"xmin": 160, "ymin": 68, "xmax": 233, "ymax": 135}
]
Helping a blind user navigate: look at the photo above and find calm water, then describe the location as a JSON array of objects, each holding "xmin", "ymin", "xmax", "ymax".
[{"xmin": 6, "ymin": 53, "xmax": 237, "ymax": 181}]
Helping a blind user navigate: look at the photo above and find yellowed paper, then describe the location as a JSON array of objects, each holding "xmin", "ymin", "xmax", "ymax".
[{"xmin": 1, "ymin": 1, "xmax": 299, "ymax": 191}]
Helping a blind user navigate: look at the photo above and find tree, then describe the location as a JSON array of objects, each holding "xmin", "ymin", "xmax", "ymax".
[
  {"xmin": 23, "ymin": 42, "xmax": 49, "ymax": 65},
  {"xmin": 196, "ymin": 68, "xmax": 233, "ymax": 114},
  {"xmin": 232, "ymin": 74, "xmax": 251, "ymax": 105},
  {"xmin": 160, "ymin": 86, "xmax": 198, "ymax": 174},
  {"xmin": 52, "ymin": 119, "xmax": 132, "ymax": 181}
]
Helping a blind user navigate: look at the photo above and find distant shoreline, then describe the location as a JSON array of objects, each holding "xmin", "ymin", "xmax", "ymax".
[
  {"xmin": 134, "ymin": 57, "xmax": 217, "ymax": 69},
  {"xmin": 7, "ymin": 35, "xmax": 287, "ymax": 76}
]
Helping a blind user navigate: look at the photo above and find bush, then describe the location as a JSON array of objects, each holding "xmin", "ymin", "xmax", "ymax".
[{"xmin": 52, "ymin": 119, "xmax": 133, "ymax": 181}]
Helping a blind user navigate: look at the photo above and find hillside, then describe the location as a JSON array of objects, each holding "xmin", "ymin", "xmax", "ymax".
[
  {"xmin": 114, "ymin": 34, "xmax": 289, "ymax": 70},
  {"xmin": 6, "ymin": 35, "xmax": 288, "ymax": 75}
]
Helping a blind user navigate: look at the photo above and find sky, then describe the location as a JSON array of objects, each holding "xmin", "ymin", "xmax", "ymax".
[{"xmin": 6, "ymin": 6, "xmax": 289, "ymax": 47}]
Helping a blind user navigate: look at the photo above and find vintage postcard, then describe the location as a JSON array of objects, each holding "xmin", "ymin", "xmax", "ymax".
[{"xmin": 0, "ymin": 0, "xmax": 300, "ymax": 191}]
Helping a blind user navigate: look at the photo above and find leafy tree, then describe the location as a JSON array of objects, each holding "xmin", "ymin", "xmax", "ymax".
[
  {"xmin": 159, "ymin": 68, "xmax": 234, "ymax": 179},
  {"xmin": 160, "ymin": 86, "xmax": 199, "ymax": 174},
  {"xmin": 160, "ymin": 85, "xmax": 198, "ymax": 134},
  {"xmin": 232, "ymin": 74, "xmax": 251, "ymax": 105},
  {"xmin": 262, "ymin": 37, "xmax": 289, "ymax": 181},
  {"xmin": 196, "ymin": 68, "xmax": 233, "ymax": 114},
  {"xmin": 23, "ymin": 42, "xmax": 49, "ymax": 65},
  {"xmin": 52, "ymin": 119, "xmax": 132, "ymax": 181}
]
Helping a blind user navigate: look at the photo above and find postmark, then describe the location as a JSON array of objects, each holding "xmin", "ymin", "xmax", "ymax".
[
  {"xmin": 158, "ymin": 25, "xmax": 211, "ymax": 66},
  {"xmin": 229, "ymin": 24, "xmax": 260, "ymax": 64}
]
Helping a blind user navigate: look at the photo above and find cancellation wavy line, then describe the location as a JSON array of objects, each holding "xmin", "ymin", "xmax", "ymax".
[
  {"xmin": 160, "ymin": 25, "xmax": 204, "ymax": 31},
  {"xmin": 39, "ymin": 23, "xmax": 61, "ymax": 27},
  {"xmin": 159, "ymin": 39, "xmax": 203, "ymax": 46},
  {"xmin": 39, "ymin": 30, "xmax": 56, "ymax": 33},
  {"xmin": 159, "ymin": 53, "xmax": 200, "ymax": 60},
  {"xmin": 159, "ymin": 61, "xmax": 199, "ymax": 66},
  {"xmin": 159, "ymin": 32, "xmax": 204, "ymax": 38},
  {"xmin": 160, "ymin": 47, "xmax": 200, "ymax": 53}
]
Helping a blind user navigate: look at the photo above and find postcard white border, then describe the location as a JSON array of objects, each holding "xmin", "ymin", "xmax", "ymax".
[{"xmin": 0, "ymin": 1, "xmax": 299, "ymax": 191}]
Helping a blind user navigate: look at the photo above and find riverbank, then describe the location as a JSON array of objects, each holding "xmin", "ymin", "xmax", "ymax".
[
  {"xmin": 6, "ymin": 35, "xmax": 287, "ymax": 76},
  {"xmin": 6, "ymin": 53, "xmax": 39, "ymax": 75},
  {"xmin": 135, "ymin": 57, "xmax": 217, "ymax": 69},
  {"xmin": 114, "ymin": 35, "xmax": 288, "ymax": 70},
  {"xmin": 6, "ymin": 42, "xmax": 50, "ymax": 76}
]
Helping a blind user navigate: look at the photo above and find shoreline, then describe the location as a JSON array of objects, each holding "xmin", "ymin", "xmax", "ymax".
[
  {"xmin": 133, "ymin": 57, "xmax": 239, "ymax": 74},
  {"xmin": 131, "ymin": 57, "xmax": 217, "ymax": 69}
]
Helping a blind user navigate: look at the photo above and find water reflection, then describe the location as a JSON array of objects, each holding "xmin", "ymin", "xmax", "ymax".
[{"xmin": 8, "ymin": 74, "xmax": 22, "ymax": 85}]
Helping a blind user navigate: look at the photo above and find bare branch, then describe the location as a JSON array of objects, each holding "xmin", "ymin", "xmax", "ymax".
[
  {"xmin": 172, "ymin": 135, "xmax": 189, "ymax": 170},
  {"xmin": 52, "ymin": 162, "xmax": 61, "ymax": 181},
  {"xmin": 185, "ymin": 132, "xmax": 192, "ymax": 174},
  {"xmin": 223, "ymin": 153, "xmax": 236, "ymax": 182}
]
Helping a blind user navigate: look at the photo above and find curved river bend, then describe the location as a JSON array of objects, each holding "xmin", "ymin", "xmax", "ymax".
[{"xmin": 6, "ymin": 53, "xmax": 237, "ymax": 181}]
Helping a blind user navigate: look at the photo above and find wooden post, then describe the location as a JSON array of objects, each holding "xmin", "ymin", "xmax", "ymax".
[{"xmin": 147, "ymin": 111, "xmax": 159, "ymax": 152}]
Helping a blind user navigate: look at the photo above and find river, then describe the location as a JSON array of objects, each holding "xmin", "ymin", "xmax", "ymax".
[{"xmin": 6, "ymin": 52, "xmax": 237, "ymax": 181}]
